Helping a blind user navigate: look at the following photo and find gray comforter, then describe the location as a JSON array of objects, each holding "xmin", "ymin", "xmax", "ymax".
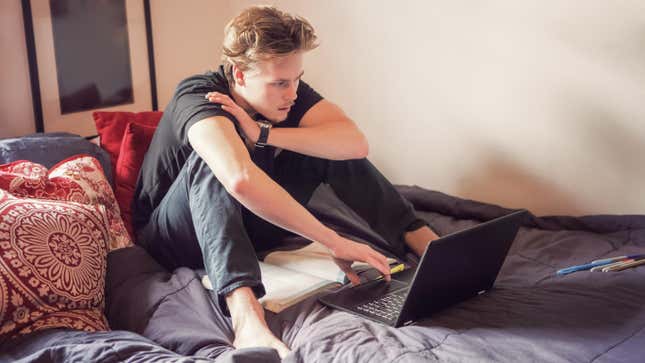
[{"xmin": 2, "ymin": 185, "xmax": 644, "ymax": 363}]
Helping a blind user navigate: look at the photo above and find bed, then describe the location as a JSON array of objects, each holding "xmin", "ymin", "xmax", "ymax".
[{"xmin": 1, "ymin": 133, "xmax": 643, "ymax": 363}]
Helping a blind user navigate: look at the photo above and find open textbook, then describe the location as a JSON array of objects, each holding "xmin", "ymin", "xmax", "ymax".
[{"xmin": 201, "ymin": 241, "xmax": 398, "ymax": 313}]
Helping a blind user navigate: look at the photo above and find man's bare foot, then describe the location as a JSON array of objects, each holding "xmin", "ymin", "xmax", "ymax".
[
  {"xmin": 404, "ymin": 225, "xmax": 439, "ymax": 257},
  {"xmin": 232, "ymin": 315, "xmax": 290, "ymax": 358},
  {"xmin": 226, "ymin": 286, "xmax": 291, "ymax": 358}
]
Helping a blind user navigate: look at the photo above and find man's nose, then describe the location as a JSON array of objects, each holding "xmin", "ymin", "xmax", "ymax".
[{"xmin": 285, "ymin": 82, "xmax": 298, "ymax": 102}]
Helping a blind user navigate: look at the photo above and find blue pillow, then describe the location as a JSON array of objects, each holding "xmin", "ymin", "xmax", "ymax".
[{"xmin": 0, "ymin": 132, "xmax": 113, "ymax": 185}]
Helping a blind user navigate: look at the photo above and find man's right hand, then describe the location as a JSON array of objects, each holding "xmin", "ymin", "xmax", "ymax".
[{"xmin": 327, "ymin": 235, "xmax": 392, "ymax": 286}]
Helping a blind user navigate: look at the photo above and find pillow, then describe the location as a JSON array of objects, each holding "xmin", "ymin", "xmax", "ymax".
[
  {"xmin": 0, "ymin": 189, "xmax": 110, "ymax": 342},
  {"xmin": 114, "ymin": 122, "xmax": 157, "ymax": 238},
  {"xmin": 92, "ymin": 111, "xmax": 162, "ymax": 174},
  {"xmin": 0, "ymin": 133, "xmax": 113, "ymax": 186},
  {"xmin": 0, "ymin": 155, "xmax": 133, "ymax": 251}
]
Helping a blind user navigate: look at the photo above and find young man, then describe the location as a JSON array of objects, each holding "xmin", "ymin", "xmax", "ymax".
[{"xmin": 133, "ymin": 5, "xmax": 437, "ymax": 358}]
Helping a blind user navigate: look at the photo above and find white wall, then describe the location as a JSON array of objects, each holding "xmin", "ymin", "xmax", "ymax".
[
  {"xmin": 150, "ymin": 0, "xmax": 232, "ymax": 108},
  {"xmin": 2, "ymin": 0, "xmax": 644, "ymax": 216},
  {"xmin": 223, "ymin": 0, "xmax": 645, "ymax": 216},
  {"xmin": 1, "ymin": 0, "xmax": 36, "ymax": 138}
]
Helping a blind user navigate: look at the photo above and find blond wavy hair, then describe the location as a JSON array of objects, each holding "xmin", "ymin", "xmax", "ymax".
[{"xmin": 221, "ymin": 6, "xmax": 318, "ymax": 84}]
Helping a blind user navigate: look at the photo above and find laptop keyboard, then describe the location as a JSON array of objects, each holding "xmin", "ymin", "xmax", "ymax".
[{"xmin": 355, "ymin": 288, "xmax": 407, "ymax": 321}]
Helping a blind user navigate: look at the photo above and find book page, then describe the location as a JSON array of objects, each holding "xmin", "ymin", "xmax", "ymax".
[
  {"xmin": 202, "ymin": 241, "xmax": 399, "ymax": 313},
  {"xmin": 201, "ymin": 262, "xmax": 340, "ymax": 313},
  {"xmin": 264, "ymin": 241, "xmax": 397, "ymax": 282},
  {"xmin": 257, "ymin": 261, "xmax": 339, "ymax": 313}
]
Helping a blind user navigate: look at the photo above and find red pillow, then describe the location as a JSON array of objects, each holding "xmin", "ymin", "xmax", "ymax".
[
  {"xmin": 114, "ymin": 122, "xmax": 157, "ymax": 238},
  {"xmin": 92, "ymin": 111, "xmax": 162, "ymax": 173},
  {"xmin": 0, "ymin": 189, "xmax": 110, "ymax": 342}
]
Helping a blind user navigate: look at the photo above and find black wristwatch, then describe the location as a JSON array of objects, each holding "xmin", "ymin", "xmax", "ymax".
[{"xmin": 255, "ymin": 120, "xmax": 272, "ymax": 147}]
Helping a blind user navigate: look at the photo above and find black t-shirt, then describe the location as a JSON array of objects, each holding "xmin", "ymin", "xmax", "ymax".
[{"xmin": 132, "ymin": 65, "xmax": 323, "ymax": 230}]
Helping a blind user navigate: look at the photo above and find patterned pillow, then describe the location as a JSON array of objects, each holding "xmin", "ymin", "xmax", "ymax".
[
  {"xmin": 0, "ymin": 189, "xmax": 110, "ymax": 342},
  {"xmin": 0, "ymin": 132, "xmax": 113, "ymax": 185},
  {"xmin": 0, "ymin": 155, "xmax": 132, "ymax": 251}
]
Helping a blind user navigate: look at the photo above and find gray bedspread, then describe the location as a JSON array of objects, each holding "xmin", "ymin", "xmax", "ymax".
[{"xmin": 2, "ymin": 185, "xmax": 644, "ymax": 363}]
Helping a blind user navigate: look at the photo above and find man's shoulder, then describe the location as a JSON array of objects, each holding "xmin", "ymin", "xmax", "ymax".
[{"xmin": 175, "ymin": 69, "xmax": 229, "ymax": 95}]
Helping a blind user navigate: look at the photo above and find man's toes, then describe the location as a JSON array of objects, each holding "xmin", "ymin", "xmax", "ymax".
[{"xmin": 276, "ymin": 345, "xmax": 291, "ymax": 358}]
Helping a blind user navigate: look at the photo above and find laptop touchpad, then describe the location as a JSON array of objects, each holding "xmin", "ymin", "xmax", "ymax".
[
  {"xmin": 351, "ymin": 279, "xmax": 408, "ymax": 301},
  {"xmin": 392, "ymin": 268, "xmax": 416, "ymax": 284}
]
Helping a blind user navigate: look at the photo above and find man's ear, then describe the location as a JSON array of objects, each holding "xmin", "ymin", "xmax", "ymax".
[{"xmin": 232, "ymin": 65, "xmax": 245, "ymax": 87}]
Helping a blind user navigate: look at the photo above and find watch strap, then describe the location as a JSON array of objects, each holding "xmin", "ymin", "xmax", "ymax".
[{"xmin": 255, "ymin": 121, "xmax": 271, "ymax": 147}]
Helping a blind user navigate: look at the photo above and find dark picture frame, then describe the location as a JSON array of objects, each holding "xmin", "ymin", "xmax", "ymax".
[{"xmin": 22, "ymin": 0, "xmax": 158, "ymax": 137}]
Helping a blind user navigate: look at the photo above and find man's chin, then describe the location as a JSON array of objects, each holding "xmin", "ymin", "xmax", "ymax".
[{"xmin": 267, "ymin": 115, "xmax": 288, "ymax": 124}]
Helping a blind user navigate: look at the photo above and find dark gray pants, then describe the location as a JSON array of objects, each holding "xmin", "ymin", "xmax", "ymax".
[{"xmin": 135, "ymin": 150, "xmax": 421, "ymax": 314}]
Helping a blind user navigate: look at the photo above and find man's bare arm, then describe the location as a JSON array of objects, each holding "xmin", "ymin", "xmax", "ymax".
[
  {"xmin": 267, "ymin": 100, "xmax": 369, "ymax": 160},
  {"xmin": 187, "ymin": 117, "xmax": 391, "ymax": 279},
  {"xmin": 206, "ymin": 93, "xmax": 368, "ymax": 160}
]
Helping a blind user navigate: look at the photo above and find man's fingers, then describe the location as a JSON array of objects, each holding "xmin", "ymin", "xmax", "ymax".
[
  {"xmin": 208, "ymin": 95, "xmax": 232, "ymax": 105},
  {"xmin": 346, "ymin": 270, "xmax": 361, "ymax": 286},
  {"xmin": 205, "ymin": 91, "xmax": 225, "ymax": 99},
  {"xmin": 374, "ymin": 253, "xmax": 392, "ymax": 282},
  {"xmin": 335, "ymin": 259, "xmax": 361, "ymax": 286},
  {"xmin": 205, "ymin": 93, "xmax": 235, "ymax": 107},
  {"xmin": 367, "ymin": 255, "xmax": 391, "ymax": 282}
]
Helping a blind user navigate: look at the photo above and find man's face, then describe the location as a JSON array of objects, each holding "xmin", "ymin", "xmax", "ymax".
[{"xmin": 235, "ymin": 51, "xmax": 304, "ymax": 123}]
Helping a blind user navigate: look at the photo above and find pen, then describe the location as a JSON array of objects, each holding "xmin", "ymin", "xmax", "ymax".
[
  {"xmin": 598, "ymin": 259, "xmax": 635, "ymax": 272},
  {"xmin": 590, "ymin": 258, "xmax": 632, "ymax": 272},
  {"xmin": 591, "ymin": 254, "xmax": 645, "ymax": 264},
  {"xmin": 556, "ymin": 260, "xmax": 623, "ymax": 275},
  {"xmin": 602, "ymin": 258, "xmax": 645, "ymax": 272}
]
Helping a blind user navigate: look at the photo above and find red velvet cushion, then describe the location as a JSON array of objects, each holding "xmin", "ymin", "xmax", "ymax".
[
  {"xmin": 0, "ymin": 156, "xmax": 133, "ymax": 251},
  {"xmin": 92, "ymin": 111, "xmax": 162, "ymax": 174},
  {"xmin": 114, "ymin": 122, "xmax": 157, "ymax": 239},
  {"xmin": 0, "ymin": 189, "xmax": 110, "ymax": 342}
]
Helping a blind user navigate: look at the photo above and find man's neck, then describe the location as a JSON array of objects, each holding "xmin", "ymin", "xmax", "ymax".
[{"xmin": 229, "ymin": 86, "xmax": 258, "ymax": 119}]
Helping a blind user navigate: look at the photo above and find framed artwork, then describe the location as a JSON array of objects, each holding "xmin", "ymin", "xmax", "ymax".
[{"xmin": 22, "ymin": 0, "xmax": 158, "ymax": 137}]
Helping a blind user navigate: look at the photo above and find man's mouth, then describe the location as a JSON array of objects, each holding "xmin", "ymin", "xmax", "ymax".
[{"xmin": 278, "ymin": 104, "xmax": 293, "ymax": 112}]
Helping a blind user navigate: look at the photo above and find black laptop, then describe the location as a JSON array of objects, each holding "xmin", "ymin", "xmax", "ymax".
[{"xmin": 318, "ymin": 210, "xmax": 527, "ymax": 327}]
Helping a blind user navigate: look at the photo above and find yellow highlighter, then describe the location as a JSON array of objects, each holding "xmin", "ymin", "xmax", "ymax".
[{"xmin": 376, "ymin": 263, "xmax": 405, "ymax": 281}]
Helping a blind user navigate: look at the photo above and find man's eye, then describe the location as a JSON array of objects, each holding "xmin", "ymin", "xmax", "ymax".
[{"xmin": 274, "ymin": 82, "xmax": 288, "ymax": 88}]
